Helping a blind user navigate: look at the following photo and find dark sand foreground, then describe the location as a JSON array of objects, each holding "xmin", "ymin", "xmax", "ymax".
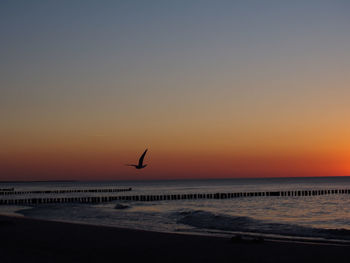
[{"xmin": 0, "ymin": 215, "xmax": 349, "ymax": 263}]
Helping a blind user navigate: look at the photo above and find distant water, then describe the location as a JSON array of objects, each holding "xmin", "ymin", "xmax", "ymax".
[{"xmin": 1, "ymin": 177, "xmax": 350, "ymax": 242}]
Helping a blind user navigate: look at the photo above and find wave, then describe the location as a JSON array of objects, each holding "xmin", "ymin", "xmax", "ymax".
[
  {"xmin": 114, "ymin": 203, "xmax": 130, "ymax": 209},
  {"xmin": 176, "ymin": 209, "xmax": 350, "ymax": 241}
]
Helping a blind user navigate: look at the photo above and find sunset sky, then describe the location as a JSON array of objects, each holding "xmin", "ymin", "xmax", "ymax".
[{"xmin": 1, "ymin": 1, "xmax": 350, "ymax": 181}]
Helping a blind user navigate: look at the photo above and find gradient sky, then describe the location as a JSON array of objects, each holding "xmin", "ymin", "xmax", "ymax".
[{"xmin": 1, "ymin": 0, "xmax": 350, "ymax": 181}]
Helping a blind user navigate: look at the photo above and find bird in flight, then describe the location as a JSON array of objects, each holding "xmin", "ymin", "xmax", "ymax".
[{"xmin": 126, "ymin": 149, "xmax": 148, "ymax": 169}]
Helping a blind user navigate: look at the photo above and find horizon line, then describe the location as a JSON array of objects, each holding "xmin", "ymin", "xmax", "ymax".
[{"xmin": 1, "ymin": 175, "xmax": 350, "ymax": 183}]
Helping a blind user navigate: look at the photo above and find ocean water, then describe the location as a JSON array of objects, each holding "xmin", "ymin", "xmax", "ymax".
[{"xmin": 1, "ymin": 177, "xmax": 350, "ymax": 242}]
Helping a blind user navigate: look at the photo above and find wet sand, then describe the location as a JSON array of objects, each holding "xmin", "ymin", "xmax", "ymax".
[{"xmin": 0, "ymin": 214, "xmax": 349, "ymax": 263}]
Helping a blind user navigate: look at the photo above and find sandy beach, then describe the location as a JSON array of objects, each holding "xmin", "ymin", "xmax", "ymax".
[{"xmin": 0, "ymin": 214, "xmax": 349, "ymax": 263}]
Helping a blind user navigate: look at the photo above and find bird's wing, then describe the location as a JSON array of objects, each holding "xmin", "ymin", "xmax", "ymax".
[{"xmin": 138, "ymin": 149, "xmax": 148, "ymax": 166}]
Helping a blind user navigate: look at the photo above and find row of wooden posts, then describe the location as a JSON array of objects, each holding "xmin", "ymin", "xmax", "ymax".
[
  {"xmin": 0, "ymin": 189, "xmax": 349, "ymax": 205},
  {"xmin": 0, "ymin": 188, "xmax": 132, "ymax": 195},
  {"xmin": 0, "ymin": 188, "xmax": 14, "ymax": 192}
]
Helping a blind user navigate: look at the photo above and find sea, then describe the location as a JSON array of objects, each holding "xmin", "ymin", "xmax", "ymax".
[{"xmin": 1, "ymin": 177, "xmax": 350, "ymax": 243}]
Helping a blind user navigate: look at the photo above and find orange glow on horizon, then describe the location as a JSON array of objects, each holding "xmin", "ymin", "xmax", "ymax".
[
  {"xmin": 1, "ymin": 1, "xmax": 350, "ymax": 181},
  {"xmin": 1, "ymin": 145, "xmax": 350, "ymax": 181}
]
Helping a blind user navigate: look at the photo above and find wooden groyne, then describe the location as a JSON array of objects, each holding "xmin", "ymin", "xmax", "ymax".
[
  {"xmin": 0, "ymin": 188, "xmax": 14, "ymax": 192},
  {"xmin": 0, "ymin": 189, "xmax": 349, "ymax": 205},
  {"xmin": 0, "ymin": 196, "xmax": 123, "ymax": 205},
  {"xmin": 0, "ymin": 188, "xmax": 132, "ymax": 196},
  {"xmin": 115, "ymin": 188, "xmax": 350, "ymax": 201}
]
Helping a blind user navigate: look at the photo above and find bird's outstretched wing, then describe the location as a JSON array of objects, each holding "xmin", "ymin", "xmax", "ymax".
[{"xmin": 138, "ymin": 149, "xmax": 148, "ymax": 166}]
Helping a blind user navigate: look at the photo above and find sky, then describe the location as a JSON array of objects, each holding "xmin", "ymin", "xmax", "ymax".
[{"xmin": 1, "ymin": 0, "xmax": 350, "ymax": 181}]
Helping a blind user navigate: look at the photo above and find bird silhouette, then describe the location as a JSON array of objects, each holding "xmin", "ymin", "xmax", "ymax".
[{"xmin": 126, "ymin": 149, "xmax": 148, "ymax": 169}]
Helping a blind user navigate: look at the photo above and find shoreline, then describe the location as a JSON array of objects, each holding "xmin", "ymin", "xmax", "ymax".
[
  {"xmin": 6, "ymin": 210, "xmax": 350, "ymax": 247},
  {"xmin": 1, "ymin": 214, "xmax": 350, "ymax": 262}
]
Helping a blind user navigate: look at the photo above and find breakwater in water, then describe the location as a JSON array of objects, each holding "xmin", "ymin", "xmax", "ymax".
[
  {"xmin": 1, "ymin": 188, "xmax": 349, "ymax": 205},
  {"xmin": 0, "ymin": 188, "xmax": 132, "ymax": 195}
]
